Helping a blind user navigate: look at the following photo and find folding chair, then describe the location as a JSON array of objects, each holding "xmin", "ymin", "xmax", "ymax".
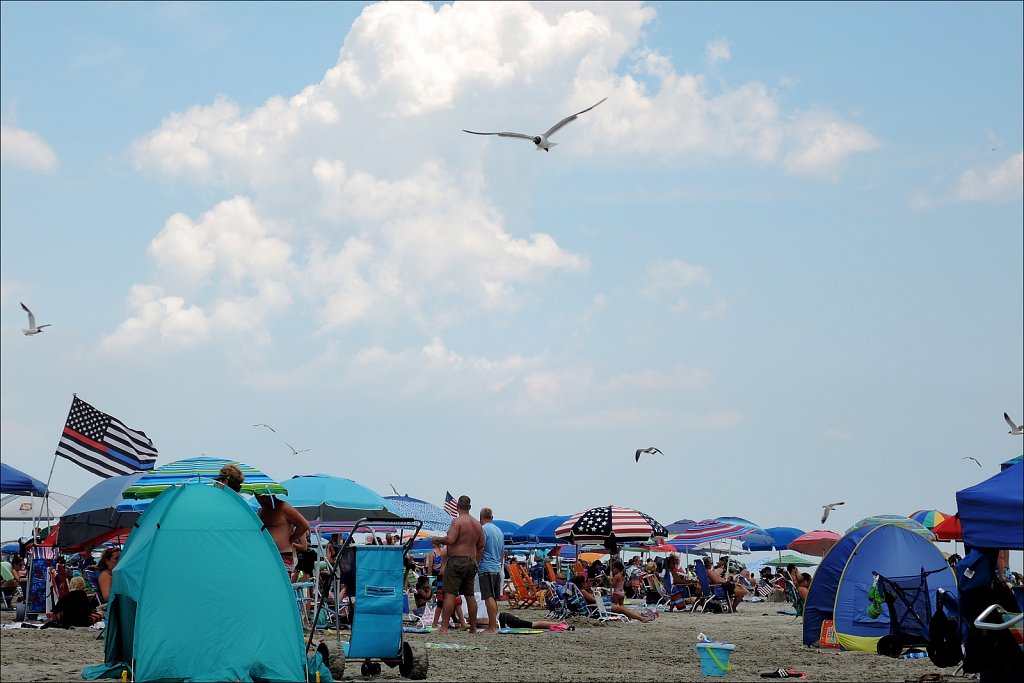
[
  {"xmin": 84, "ymin": 568, "xmax": 108, "ymax": 639},
  {"xmin": 693, "ymin": 561, "xmax": 733, "ymax": 613},
  {"xmin": 541, "ymin": 580, "xmax": 569, "ymax": 620},
  {"xmin": 589, "ymin": 587, "xmax": 630, "ymax": 623},
  {"xmin": 641, "ymin": 573, "xmax": 672, "ymax": 610},
  {"xmin": 506, "ymin": 563, "xmax": 540, "ymax": 608},
  {"xmin": 562, "ymin": 581, "xmax": 601, "ymax": 619}
]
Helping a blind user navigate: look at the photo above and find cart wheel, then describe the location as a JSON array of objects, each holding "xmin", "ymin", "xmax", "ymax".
[
  {"xmin": 361, "ymin": 661, "xmax": 381, "ymax": 677},
  {"xmin": 399, "ymin": 641, "xmax": 428, "ymax": 680}
]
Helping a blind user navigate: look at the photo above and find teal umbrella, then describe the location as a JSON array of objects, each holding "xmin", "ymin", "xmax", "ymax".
[
  {"xmin": 280, "ymin": 474, "xmax": 397, "ymax": 522},
  {"xmin": 845, "ymin": 514, "xmax": 935, "ymax": 540}
]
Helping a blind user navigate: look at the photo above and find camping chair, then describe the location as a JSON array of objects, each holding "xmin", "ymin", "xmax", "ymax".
[
  {"xmin": 693, "ymin": 561, "xmax": 733, "ymax": 614},
  {"xmin": 781, "ymin": 577, "xmax": 804, "ymax": 621},
  {"xmin": 590, "ymin": 587, "xmax": 630, "ymax": 623},
  {"xmin": 84, "ymin": 568, "xmax": 107, "ymax": 639},
  {"xmin": 872, "ymin": 569, "xmax": 946, "ymax": 657},
  {"xmin": 640, "ymin": 573, "xmax": 672, "ymax": 610},
  {"xmin": 562, "ymin": 581, "xmax": 601, "ymax": 620}
]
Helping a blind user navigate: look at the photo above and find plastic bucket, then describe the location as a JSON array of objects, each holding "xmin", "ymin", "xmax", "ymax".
[{"xmin": 696, "ymin": 642, "xmax": 735, "ymax": 677}]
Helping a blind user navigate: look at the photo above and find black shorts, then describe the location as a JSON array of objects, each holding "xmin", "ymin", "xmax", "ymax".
[{"xmin": 497, "ymin": 612, "xmax": 532, "ymax": 629}]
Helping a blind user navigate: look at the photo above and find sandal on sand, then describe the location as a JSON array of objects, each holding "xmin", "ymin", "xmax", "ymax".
[{"xmin": 760, "ymin": 669, "xmax": 807, "ymax": 679}]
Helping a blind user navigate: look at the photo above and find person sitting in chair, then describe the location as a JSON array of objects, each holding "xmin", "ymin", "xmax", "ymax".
[
  {"xmin": 702, "ymin": 557, "xmax": 747, "ymax": 611},
  {"xmin": 787, "ymin": 564, "xmax": 811, "ymax": 604},
  {"xmin": 42, "ymin": 577, "xmax": 95, "ymax": 628},
  {"xmin": 569, "ymin": 575, "xmax": 657, "ymax": 622}
]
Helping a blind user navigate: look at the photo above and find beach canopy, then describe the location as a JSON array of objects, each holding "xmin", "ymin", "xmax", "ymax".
[
  {"xmin": 1001, "ymin": 454, "xmax": 1022, "ymax": 470},
  {"xmin": 956, "ymin": 461, "xmax": 1024, "ymax": 550},
  {"xmin": 0, "ymin": 491, "xmax": 76, "ymax": 520},
  {"xmin": 802, "ymin": 523, "xmax": 957, "ymax": 652},
  {"xmin": 57, "ymin": 473, "xmax": 145, "ymax": 550},
  {"xmin": 91, "ymin": 482, "xmax": 305, "ymax": 681},
  {"xmin": 383, "ymin": 494, "xmax": 452, "ymax": 532},
  {"xmin": 121, "ymin": 457, "xmax": 287, "ymax": 499},
  {"xmin": 280, "ymin": 474, "xmax": 397, "ymax": 522},
  {"xmin": 0, "ymin": 463, "xmax": 47, "ymax": 496}
]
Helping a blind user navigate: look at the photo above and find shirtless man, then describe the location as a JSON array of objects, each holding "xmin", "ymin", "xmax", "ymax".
[
  {"xmin": 703, "ymin": 557, "xmax": 747, "ymax": 611},
  {"xmin": 256, "ymin": 491, "xmax": 310, "ymax": 574},
  {"xmin": 431, "ymin": 495, "xmax": 484, "ymax": 634}
]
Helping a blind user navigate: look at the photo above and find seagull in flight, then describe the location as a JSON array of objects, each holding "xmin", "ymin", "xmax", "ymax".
[
  {"xmin": 962, "ymin": 456, "xmax": 983, "ymax": 467},
  {"xmin": 635, "ymin": 447, "xmax": 664, "ymax": 462},
  {"xmin": 285, "ymin": 442, "xmax": 310, "ymax": 455},
  {"xmin": 463, "ymin": 97, "xmax": 607, "ymax": 151},
  {"xmin": 821, "ymin": 501, "xmax": 845, "ymax": 524},
  {"xmin": 1004, "ymin": 412, "xmax": 1023, "ymax": 436},
  {"xmin": 252, "ymin": 423, "xmax": 276, "ymax": 433},
  {"xmin": 20, "ymin": 302, "xmax": 51, "ymax": 336}
]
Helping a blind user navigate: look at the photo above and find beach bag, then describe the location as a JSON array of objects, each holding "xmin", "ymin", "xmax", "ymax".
[{"xmin": 927, "ymin": 595, "xmax": 963, "ymax": 668}]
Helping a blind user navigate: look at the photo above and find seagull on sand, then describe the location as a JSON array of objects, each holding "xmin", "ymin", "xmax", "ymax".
[
  {"xmin": 20, "ymin": 302, "xmax": 51, "ymax": 336},
  {"xmin": 463, "ymin": 97, "xmax": 607, "ymax": 151},
  {"xmin": 285, "ymin": 442, "xmax": 310, "ymax": 455},
  {"xmin": 253, "ymin": 423, "xmax": 276, "ymax": 433},
  {"xmin": 635, "ymin": 447, "xmax": 664, "ymax": 462},
  {"xmin": 1004, "ymin": 412, "xmax": 1023, "ymax": 436},
  {"xmin": 962, "ymin": 456, "xmax": 983, "ymax": 467},
  {"xmin": 821, "ymin": 501, "xmax": 845, "ymax": 524}
]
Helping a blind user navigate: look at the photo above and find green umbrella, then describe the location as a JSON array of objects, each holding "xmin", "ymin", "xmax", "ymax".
[
  {"xmin": 122, "ymin": 457, "xmax": 287, "ymax": 499},
  {"xmin": 764, "ymin": 552, "xmax": 817, "ymax": 568}
]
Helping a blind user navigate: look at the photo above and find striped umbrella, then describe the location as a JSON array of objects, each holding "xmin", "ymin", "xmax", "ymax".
[
  {"xmin": 845, "ymin": 514, "xmax": 936, "ymax": 540},
  {"xmin": 121, "ymin": 457, "xmax": 286, "ymax": 499},
  {"xmin": 554, "ymin": 505, "xmax": 668, "ymax": 543},
  {"xmin": 907, "ymin": 509, "xmax": 949, "ymax": 532},
  {"xmin": 667, "ymin": 518, "xmax": 763, "ymax": 547}
]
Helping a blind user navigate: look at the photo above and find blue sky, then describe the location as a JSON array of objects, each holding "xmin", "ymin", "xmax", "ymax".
[{"xmin": 2, "ymin": 2, "xmax": 1021, "ymax": 547}]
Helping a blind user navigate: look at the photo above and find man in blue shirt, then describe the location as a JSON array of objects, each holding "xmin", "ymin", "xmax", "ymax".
[{"xmin": 478, "ymin": 507, "xmax": 505, "ymax": 634}]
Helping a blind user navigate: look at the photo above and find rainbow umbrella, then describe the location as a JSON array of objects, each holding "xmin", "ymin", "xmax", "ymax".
[
  {"xmin": 907, "ymin": 509, "xmax": 949, "ymax": 532},
  {"xmin": 845, "ymin": 514, "xmax": 935, "ymax": 540},
  {"xmin": 121, "ymin": 457, "xmax": 287, "ymax": 499}
]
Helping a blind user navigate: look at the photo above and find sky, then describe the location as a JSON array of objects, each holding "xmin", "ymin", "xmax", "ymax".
[{"xmin": 2, "ymin": 1, "xmax": 1022, "ymax": 549}]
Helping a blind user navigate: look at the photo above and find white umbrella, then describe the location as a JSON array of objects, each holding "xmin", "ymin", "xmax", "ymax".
[{"xmin": 0, "ymin": 491, "xmax": 77, "ymax": 520}]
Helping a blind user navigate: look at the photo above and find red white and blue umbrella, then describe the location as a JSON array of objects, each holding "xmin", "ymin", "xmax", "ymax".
[
  {"xmin": 668, "ymin": 518, "xmax": 763, "ymax": 547},
  {"xmin": 554, "ymin": 505, "xmax": 668, "ymax": 543}
]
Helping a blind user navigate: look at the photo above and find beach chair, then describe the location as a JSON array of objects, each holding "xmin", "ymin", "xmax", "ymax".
[
  {"xmin": 590, "ymin": 587, "xmax": 630, "ymax": 623},
  {"xmin": 544, "ymin": 561, "xmax": 559, "ymax": 584},
  {"xmin": 84, "ymin": 568, "xmax": 108, "ymax": 639},
  {"xmin": 563, "ymin": 581, "xmax": 601, "ymax": 619},
  {"xmin": 506, "ymin": 563, "xmax": 540, "ymax": 609},
  {"xmin": 693, "ymin": 562, "xmax": 732, "ymax": 614},
  {"xmin": 641, "ymin": 573, "xmax": 672, "ymax": 610},
  {"xmin": 541, "ymin": 580, "xmax": 569, "ymax": 620}
]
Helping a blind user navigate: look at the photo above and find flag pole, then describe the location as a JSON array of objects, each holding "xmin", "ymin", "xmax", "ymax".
[{"xmin": 41, "ymin": 394, "xmax": 77, "ymax": 533}]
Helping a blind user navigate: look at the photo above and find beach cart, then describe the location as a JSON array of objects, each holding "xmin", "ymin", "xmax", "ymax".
[{"xmin": 309, "ymin": 517, "xmax": 428, "ymax": 680}]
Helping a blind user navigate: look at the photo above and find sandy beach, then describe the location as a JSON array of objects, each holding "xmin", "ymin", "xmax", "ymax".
[{"xmin": 1, "ymin": 606, "xmax": 949, "ymax": 682}]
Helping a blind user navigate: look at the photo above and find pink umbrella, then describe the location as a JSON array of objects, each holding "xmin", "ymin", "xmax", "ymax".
[{"xmin": 787, "ymin": 529, "xmax": 841, "ymax": 557}]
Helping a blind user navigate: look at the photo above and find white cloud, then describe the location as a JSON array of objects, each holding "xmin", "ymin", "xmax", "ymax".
[
  {"xmin": 706, "ymin": 38, "xmax": 731, "ymax": 68},
  {"xmin": 782, "ymin": 110, "xmax": 880, "ymax": 178},
  {"xmin": 955, "ymin": 152, "xmax": 1024, "ymax": 203},
  {"xmin": 0, "ymin": 125, "xmax": 58, "ymax": 173}
]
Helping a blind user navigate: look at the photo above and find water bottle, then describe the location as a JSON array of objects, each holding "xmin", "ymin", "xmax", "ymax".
[{"xmin": 899, "ymin": 651, "xmax": 928, "ymax": 660}]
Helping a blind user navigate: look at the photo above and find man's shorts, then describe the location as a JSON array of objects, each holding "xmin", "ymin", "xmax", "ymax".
[
  {"xmin": 443, "ymin": 556, "xmax": 478, "ymax": 597},
  {"xmin": 479, "ymin": 572, "xmax": 502, "ymax": 601},
  {"xmin": 281, "ymin": 552, "xmax": 295, "ymax": 571}
]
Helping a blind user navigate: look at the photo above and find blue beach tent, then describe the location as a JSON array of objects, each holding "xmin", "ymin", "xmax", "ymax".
[
  {"xmin": 0, "ymin": 463, "xmax": 47, "ymax": 495},
  {"xmin": 803, "ymin": 523, "xmax": 957, "ymax": 652},
  {"xmin": 87, "ymin": 482, "xmax": 306, "ymax": 681},
  {"xmin": 956, "ymin": 461, "xmax": 1024, "ymax": 550}
]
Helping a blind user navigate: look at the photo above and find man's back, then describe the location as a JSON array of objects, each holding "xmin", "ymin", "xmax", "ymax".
[
  {"xmin": 448, "ymin": 514, "xmax": 483, "ymax": 557},
  {"xmin": 480, "ymin": 523, "xmax": 504, "ymax": 573}
]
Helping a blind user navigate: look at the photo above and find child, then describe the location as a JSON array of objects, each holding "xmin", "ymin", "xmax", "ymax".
[{"xmin": 610, "ymin": 560, "xmax": 626, "ymax": 606}]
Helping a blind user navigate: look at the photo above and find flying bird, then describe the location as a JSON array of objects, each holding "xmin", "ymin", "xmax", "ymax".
[
  {"xmin": 463, "ymin": 97, "xmax": 607, "ymax": 151},
  {"xmin": 1004, "ymin": 412, "xmax": 1023, "ymax": 436},
  {"xmin": 252, "ymin": 423, "xmax": 276, "ymax": 433},
  {"xmin": 962, "ymin": 456, "xmax": 983, "ymax": 467},
  {"xmin": 635, "ymin": 447, "xmax": 664, "ymax": 462},
  {"xmin": 821, "ymin": 501, "xmax": 845, "ymax": 524},
  {"xmin": 20, "ymin": 302, "xmax": 51, "ymax": 336},
  {"xmin": 285, "ymin": 442, "xmax": 310, "ymax": 455}
]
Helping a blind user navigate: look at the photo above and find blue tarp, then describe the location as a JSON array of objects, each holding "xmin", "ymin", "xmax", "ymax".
[
  {"xmin": 0, "ymin": 463, "xmax": 47, "ymax": 496},
  {"xmin": 956, "ymin": 461, "xmax": 1024, "ymax": 550}
]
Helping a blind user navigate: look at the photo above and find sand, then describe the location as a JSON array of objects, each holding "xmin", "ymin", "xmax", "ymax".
[{"xmin": 0, "ymin": 606, "xmax": 950, "ymax": 682}]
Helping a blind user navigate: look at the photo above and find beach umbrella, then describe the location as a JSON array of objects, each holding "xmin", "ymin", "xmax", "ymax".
[
  {"xmin": 56, "ymin": 473, "xmax": 145, "ymax": 550},
  {"xmin": 764, "ymin": 552, "xmax": 818, "ymax": 568},
  {"xmin": 787, "ymin": 529, "xmax": 841, "ymax": 557},
  {"xmin": 383, "ymin": 494, "xmax": 453, "ymax": 533},
  {"xmin": 1, "ymin": 492, "xmax": 77, "ymax": 520},
  {"xmin": 665, "ymin": 519, "xmax": 697, "ymax": 535},
  {"xmin": 554, "ymin": 505, "xmax": 668, "ymax": 543},
  {"xmin": 693, "ymin": 539, "xmax": 752, "ymax": 555},
  {"xmin": 742, "ymin": 526, "xmax": 806, "ymax": 552},
  {"xmin": 907, "ymin": 509, "xmax": 949, "ymax": 532},
  {"xmin": 845, "ymin": 514, "xmax": 935, "ymax": 540},
  {"xmin": 492, "ymin": 519, "xmax": 521, "ymax": 539},
  {"xmin": 931, "ymin": 515, "xmax": 962, "ymax": 542},
  {"xmin": 668, "ymin": 518, "xmax": 762, "ymax": 547},
  {"xmin": 121, "ymin": 457, "xmax": 287, "ymax": 499},
  {"xmin": 280, "ymin": 474, "xmax": 397, "ymax": 522},
  {"xmin": 512, "ymin": 515, "xmax": 571, "ymax": 543}
]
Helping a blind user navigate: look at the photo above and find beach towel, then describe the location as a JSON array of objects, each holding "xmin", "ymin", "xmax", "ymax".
[
  {"xmin": 402, "ymin": 626, "xmax": 436, "ymax": 633},
  {"xmin": 497, "ymin": 628, "xmax": 546, "ymax": 634}
]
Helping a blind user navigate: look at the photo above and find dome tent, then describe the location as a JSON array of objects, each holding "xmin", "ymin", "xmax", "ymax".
[
  {"xmin": 803, "ymin": 523, "xmax": 957, "ymax": 653},
  {"xmin": 87, "ymin": 482, "xmax": 306, "ymax": 681}
]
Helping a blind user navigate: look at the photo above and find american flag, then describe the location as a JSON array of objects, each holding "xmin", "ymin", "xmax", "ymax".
[
  {"xmin": 443, "ymin": 491, "xmax": 458, "ymax": 517},
  {"xmin": 54, "ymin": 396, "xmax": 159, "ymax": 478}
]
